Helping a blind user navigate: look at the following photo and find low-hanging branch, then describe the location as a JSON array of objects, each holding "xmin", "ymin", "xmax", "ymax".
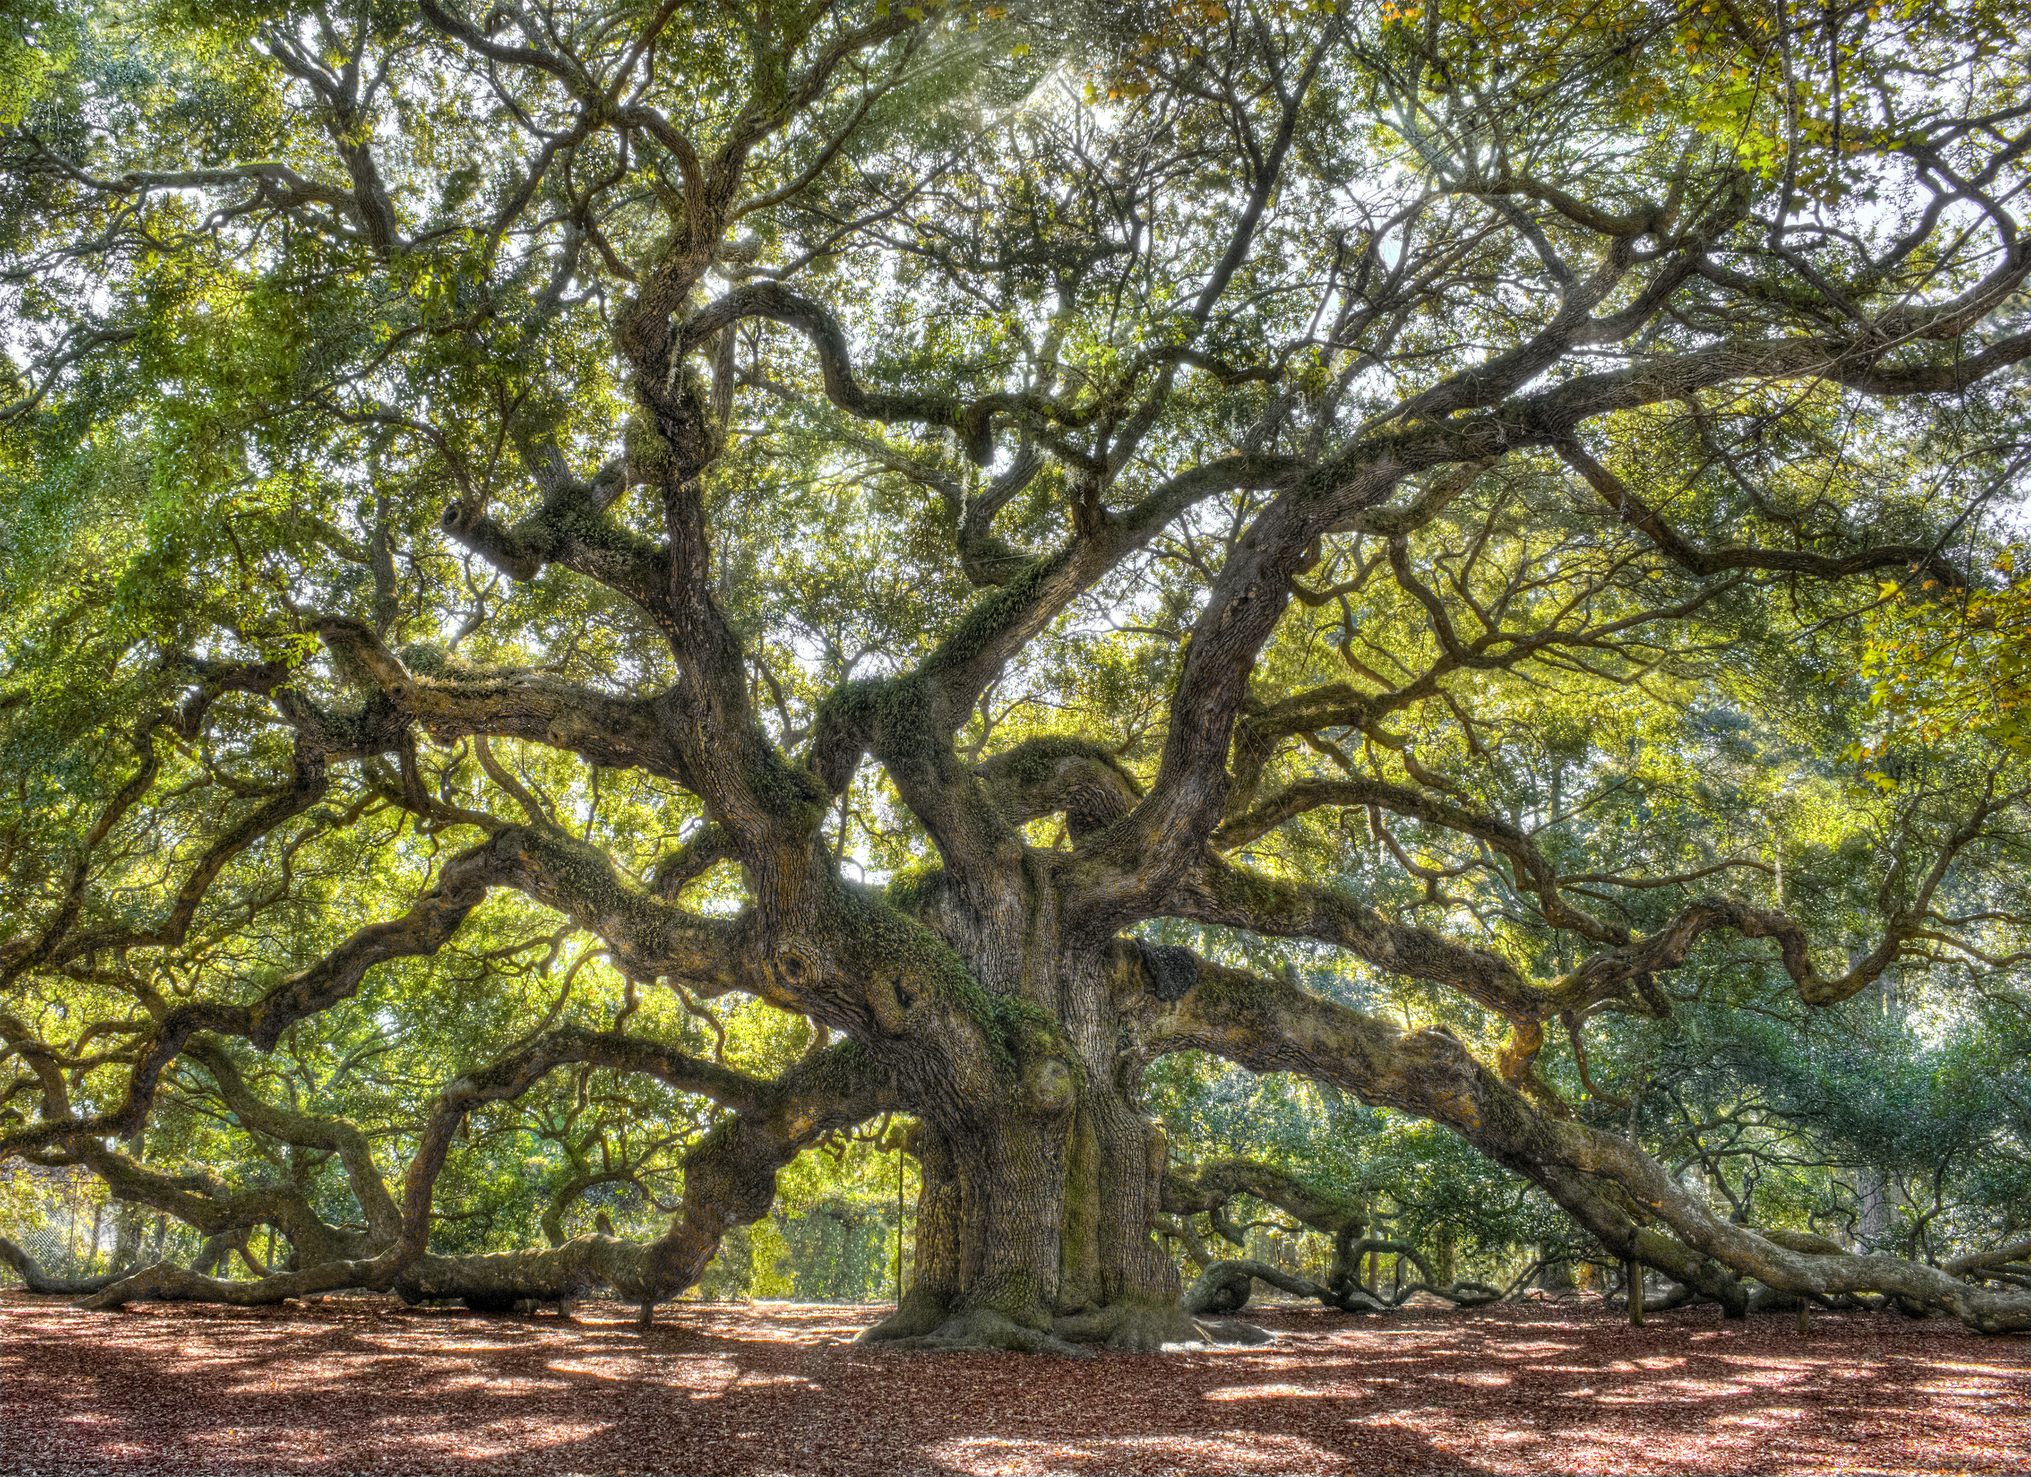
[
  {"xmin": 79, "ymin": 1028, "xmax": 895, "ymax": 1311},
  {"xmin": 1142, "ymin": 950, "xmax": 2031, "ymax": 1332}
]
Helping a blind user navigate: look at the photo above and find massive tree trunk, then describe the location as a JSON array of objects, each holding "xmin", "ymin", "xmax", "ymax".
[
  {"xmin": 863, "ymin": 1072, "xmax": 1218, "ymax": 1353},
  {"xmin": 852, "ymin": 869, "xmax": 1200, "ymax": 1352}
]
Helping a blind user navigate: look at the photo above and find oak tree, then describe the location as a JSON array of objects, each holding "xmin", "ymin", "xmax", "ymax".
[{"xmin": 4, "ymin": 0, "xmax": 2031, "ymax": 1347}]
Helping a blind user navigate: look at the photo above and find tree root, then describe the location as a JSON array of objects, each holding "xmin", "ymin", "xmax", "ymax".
[
  {"xmin": 857, "ymin": 1305, "xmax": 1096, "ymax": 1357},
  {"xmin": 852, "ymin": 1286, "xmax": 952, "ymax": 1343},
  {"xmin": 855, "ymin": 1297, "xmax": 1272, "ymax": 1355},
  {"xmin": 1053, "ymin": 1300, "xmax": 1269, "ymax": 1351}
]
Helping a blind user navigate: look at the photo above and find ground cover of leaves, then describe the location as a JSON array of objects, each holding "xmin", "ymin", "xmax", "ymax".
[{"xmin": 1, "ymin": 1291, "xmax": 2023, "ymax": 1476}]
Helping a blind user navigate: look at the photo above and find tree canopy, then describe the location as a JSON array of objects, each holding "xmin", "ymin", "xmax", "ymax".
[{"xmin": 3, "ymin": 0, "xmax": 2030, "ymax": 1346}]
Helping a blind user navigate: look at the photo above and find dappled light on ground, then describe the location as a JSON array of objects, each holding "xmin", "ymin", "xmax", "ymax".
[{"xmin": 2, "ymin": 1294, "xmax": 2023, "ymax": 1474}]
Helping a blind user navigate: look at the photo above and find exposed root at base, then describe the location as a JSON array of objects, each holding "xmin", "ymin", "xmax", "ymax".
[
  {"xmin": 857, "ymin": 1305, "xmax": 1094, "ymax": 1357},
  {"xmin": 1054, "ymin": 1300, "xmax": 1269, "ymax": 1351},
  {"xmin": 1191, "ymin": 1315, "xmax": 1274, "ymax": 1345},
  {"xmin": 855, "ymin": 1299, "xmax": 1270, "ymax": 1354}
]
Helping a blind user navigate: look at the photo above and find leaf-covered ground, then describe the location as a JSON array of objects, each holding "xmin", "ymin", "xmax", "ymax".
[{"xmin": 2, "ymin": 1292, "xmax": 2022, "ymax": 1475}]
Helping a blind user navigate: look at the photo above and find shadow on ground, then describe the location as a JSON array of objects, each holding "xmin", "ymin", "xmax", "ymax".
[{"xmin": 2, "ymin": 1293, "xmax": 2023, "ymax": 1474}]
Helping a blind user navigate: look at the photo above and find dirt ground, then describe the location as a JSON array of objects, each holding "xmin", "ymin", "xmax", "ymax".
[{"xmin": 1, "ymin": 1291, "xmax": 2024, "ymax": 1476}]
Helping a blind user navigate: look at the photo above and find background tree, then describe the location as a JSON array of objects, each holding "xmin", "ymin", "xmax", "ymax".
[{"xmin": 3, "ymin": 0, "xmax": 2030, "ymax": 1350}]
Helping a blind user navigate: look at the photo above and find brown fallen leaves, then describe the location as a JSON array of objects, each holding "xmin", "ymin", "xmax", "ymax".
[{"xmin": 1, "ymin": 1291, "xmax": 2023, "ymax": 1475}]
